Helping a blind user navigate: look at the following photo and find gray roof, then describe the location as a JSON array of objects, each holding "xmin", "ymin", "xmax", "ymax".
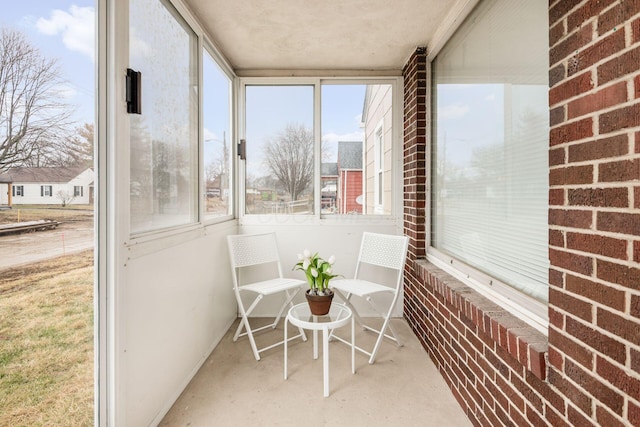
[
  {"xmin": 0, "ymin": 167, "xmax": 90, "ymax": 184},
  {"xmin": 337, "ymin": 141, "xmax": 362, "ymax": 169}
]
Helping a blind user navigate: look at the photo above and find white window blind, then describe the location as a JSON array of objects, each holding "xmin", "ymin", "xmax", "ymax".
[{"xmin": 431, "ymin": 0, "xmax": 549, "ymax": 303}]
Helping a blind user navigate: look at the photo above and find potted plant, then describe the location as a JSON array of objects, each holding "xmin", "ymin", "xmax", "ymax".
[{"xmin": 293, "ymin": 250, "xmax": 340, "ymax": 315}]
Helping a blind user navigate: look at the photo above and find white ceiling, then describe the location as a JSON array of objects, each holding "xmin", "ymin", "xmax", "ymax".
[{"xmin": 185, "ymin": 0, "xmax": 461, "ymax": 74}]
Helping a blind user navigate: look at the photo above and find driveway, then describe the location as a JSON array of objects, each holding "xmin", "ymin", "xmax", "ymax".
[{"xmin": 0, "ymin": 218, "xmax": 94, "ymax": 271}]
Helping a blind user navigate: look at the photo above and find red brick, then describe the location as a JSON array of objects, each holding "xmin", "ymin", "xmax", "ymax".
[
  {"xmin": 566, "ymin": 316, "xmax": 626, "ymax": 364},
  {"xmin": 550, "ymin": 64, "xmax": 567, "ymax": 88},
  {"xmin": 635, "ymin": 74, "xmax": 640, "ymax": 99},
  {"xmin": 634, "ymin": 240, "xmax": 640, "ymax": 263},
  {"xmin": 550, "ymin": 21, "xmax": 565, "ymax": 49},
  {"xmin": 629, "ymin": 400, "xmax": 640, "ymax": 427},
  {"xmin": 552, "ymin": 117, "xmax": 595, "ymax": 144},
  {"xmin": 568, "ymin": 134, "xmax": 629, "ymax": 162},
  {"xmin": 598, "ymin": 307, "xmax": 640, "ymax": 346},
  {"xmin": 566, "ymin": 274, "xmax": 626, "ymax": 311},
  {"xmin": 598, "ymin": 46, "xmax": 640, "ymax": 85},
  {"xmin": 549, "ymin": 328, "xmax": 594, "ymax": 370},
  {"xmin": 566, "ymin": 231, "xmax": 628, "ymax": 259},
  {"xmin": 550, "ymin": 287, "xmax": 593, "ymax": 321},
  {"xmin": 568, "ymin": 404, "xmax": 595, "ymax": 426},
  {"xmin": 549, "ymin": 187, "xmax": 565, "ymax": 205},
  {"xmin": 544, "ymin": 405, "xmax": 571, "ymax": 427},
  {"xmin": 549, "ymin": 72, "xmax": 594, "ymax": 105},
  {"xmin": 549, "ymin": 147, "xmax": 566, "ymax": 168},
  {"xmin": 597, "ymin": 211, "xmax": 640, "ymax": 236},
  {"xmin": 596, "ymin": 405, "xmax": 627, "ymax": 427},
  {"xmin": 596, "ymin": 0, "xmax": 636, "ymax": 34},
  {"xmin": 600, "ymin": 103, "xmax": 640, "ymax": 134},
  {"xmin": 549, "ymin": 208, "xmax": 592, "ymax": 229},
  {"xmin": 568, "ymin": 187, "xmax": 628, "ymax": 208},
  {"xmin": 549, "ymin": 164, "xmax": 594, "ymax": 185},
  {"xmin": 551, "ymin": 25, "xmax": 593, "ymax": 67},
  {"xmin": 596, "ymin": 355, "xmax": 640, "ymax": 401},
  {"xmin": 634, "ymin": 17, "xmax": 640, "ymax": 43},
  {"xmin": 571, "ymin": 29, "xmax": 625, "ymax": 76},
  {"xmin": 569, "ymin": 0, "xmax": 617, "ymax": 30},
  {"xmin": 529, "ymin": 343, "xmax": 547, "ymax": 380},
  {"xmin": 550, "ymin": 0, "xmax": 583, "ymax": 26},
  {"xmin": 597, "ymin": 259, "xmax": 640, "ymax": 291},
  {"xmin": 599, "ymin": 158, "xmax": 640, "ymax": 183},
  {"xmin": 548, "ymin": 366, "xmax": 593, "ymax": 414},
  {"xmin": 550, "ymin": 229, "xmax": 564, "ymax": 247},
  {"xmin": 549, "ymin": 248, "xmax": 593, "ymax": 276},
  {"xmin": 566, "ymin": 358, "xmax": 624, "ymax": 414},
  {"xmin": 568, "ymin": 81, "xmax": 628, "ymax": 119}
]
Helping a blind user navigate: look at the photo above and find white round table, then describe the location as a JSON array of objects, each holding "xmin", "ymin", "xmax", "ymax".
[{"xmin": 284, "ymin": 303, "xmax": 355, "ymax": 397}]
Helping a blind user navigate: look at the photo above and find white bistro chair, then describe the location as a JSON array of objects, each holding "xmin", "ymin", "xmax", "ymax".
[
  {"xmin": 227, "ymin": 232, "xmax": 307, "ymax": 360},
  {"xmin": 330, "ymin": 232, "xmax": 409, "ymax": 364}
]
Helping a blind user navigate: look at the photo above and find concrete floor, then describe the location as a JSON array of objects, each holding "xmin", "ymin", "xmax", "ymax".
[{"xmin": 160, "ymin": 317, "xmax": 472, "ymax": 427}]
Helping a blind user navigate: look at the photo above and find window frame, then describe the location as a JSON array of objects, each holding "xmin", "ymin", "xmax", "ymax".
[
  {"xmin": 200, "ymin": 40, "xmax": 235, "ymax": 224},
  {"xmin": 41, "ymin": 185, "xmax": 53, "ymax": 197},
  {"xmin": 74, "ymin": 185, "xmax": 84, "ymax": 197},
  {"xmin": 424, "ymin": 0, "xmax": 549, "ymax": 334},
  {"xmin": 13, "ymin": 185, "xmax": 24, "ymax": 197},
  {"xmin": 237, "ymin": 76, "xmax": 403, "ymax": 224}
]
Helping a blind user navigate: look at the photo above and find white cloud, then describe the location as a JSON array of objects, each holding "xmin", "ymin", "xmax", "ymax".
[
  {"xmin": 321, "ymin": 131, "xmax": 364, "ymax": 145},
  {"xmin": 485, "ymin": 93, "xmax": 496, "ymax": 102},
  {"xmin": 439, "ymin": 104, "xmax": 469, "ymax": 120},
  {"xmin": 36, "ymin": 6, "xmax": 95, "ymax": 61}
]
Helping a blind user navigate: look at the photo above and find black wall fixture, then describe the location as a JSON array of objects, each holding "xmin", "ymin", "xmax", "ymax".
[{"xmin": 126, "ymin": 68, "xmax": 142, "ymax": 114}]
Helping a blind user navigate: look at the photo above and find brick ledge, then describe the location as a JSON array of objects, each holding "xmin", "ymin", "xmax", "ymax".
[{"xmin": 414, "ymin": 260, "xmax": 549, "ymax": 380}]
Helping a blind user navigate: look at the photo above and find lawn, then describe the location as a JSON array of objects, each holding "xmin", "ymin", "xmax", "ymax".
[
  {"xmin": 0, "ymin": 205, "xmax": 93, "ymax": 225},
  {"xmin": 0, "ymin": 250, "xmax": 94, "ymax": 426}
]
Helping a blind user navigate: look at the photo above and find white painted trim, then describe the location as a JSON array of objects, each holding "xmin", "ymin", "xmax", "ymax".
[{"xmin": 427, "ymin": 0, "xmax": 480, "ymax": 61}]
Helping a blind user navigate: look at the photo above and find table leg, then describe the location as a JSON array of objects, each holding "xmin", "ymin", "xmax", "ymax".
[
  {"xmin": 351, "ymin": 315, "xmax": 355, "ymax": 374},
  {"xmin": 284, "ymin": 316, "xmax": 288, "ymax": 380},
  {"xmin": 313, "ymin": 328, "xmax": 318, "ymax": 360},
  {"xmin": 323, "ymin": 326, "xmax": 329, "ymax": 397}
]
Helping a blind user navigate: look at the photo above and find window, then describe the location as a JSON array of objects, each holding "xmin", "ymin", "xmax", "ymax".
[
  {"xmin": 241, "ymin": 80, "xmax": 399, "ymax": 217},
  {"xmin": 244, "ymin": 85, "xmax": 314, "ymax": 215},
  {"xmin": 430, "ymin": 0, "xmax": 549, "ymax": 321},
  {"xmin": 374, "ymin": 122, "xmax": 384, "ymax": 213},
  {"xmin": 74, "ymin": 186, "xmax": 83, "ymax": 197},
  {"xmin": 129, "ymin": 0, "xmax": 198, "ymax": 235},
  {"xmin": 41, "ymin": 185, "xmax": 53, "ymax": 197},
  {"xmin": 12, "ymin": 185, "xmax": 24, "ymax": 197},
  {"xmin": 202, "ymin": 47, "xmax": 232, "ymax": 219}
]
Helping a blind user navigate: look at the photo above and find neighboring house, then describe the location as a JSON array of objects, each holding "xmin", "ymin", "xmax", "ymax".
[
  {"xmin": 320, "ymin": 162, "xmax": 338, "ymax": 212},
  {"xmin": 0, "ymin": 167, "xmax": 94, "ymax": 207},
  {"xmin": 336, "ymin": 141, "xmax": 363, "ymax": 214},
  {"xmin": 362, "ymin": 84, "xmax": 393, "ymax": 215}
]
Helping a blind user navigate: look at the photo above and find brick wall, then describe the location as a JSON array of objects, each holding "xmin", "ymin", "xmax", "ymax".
[{"xmin": 402, "ymin": 1, "xmax": 640, "ymax": 426}]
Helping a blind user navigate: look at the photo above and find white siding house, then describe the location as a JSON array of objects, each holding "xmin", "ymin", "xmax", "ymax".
[{"xmin": 0, "ymin": 167, "xmax": 94, "ymax": 207}]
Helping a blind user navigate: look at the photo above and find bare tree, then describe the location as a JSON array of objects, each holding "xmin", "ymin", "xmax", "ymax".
[
  {"xmin": 0, "ymin": 28, "xmax": 74, "ymax": 171},
  {"xmin": 56, "ymin": 190, "xmax": 75, "ymax": 207},
  {"xmin": 56, "ymin": 122, "xmax": 94, "ymax": 168},
  {"xmin": 263, "ymin": 123, "xmax": 313, "ymax": 201}
]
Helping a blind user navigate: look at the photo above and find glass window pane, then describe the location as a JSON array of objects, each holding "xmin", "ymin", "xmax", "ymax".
[
  {"xmin": 321, "ymin": 84, "xmax": 393, "ymax": 215},
  {"xmin": 129, "ymin": 0, "xmax": 198, "ymax": 234},
  {"xmin": 431, "ymin": 0, "xmax": 549, "ymax": 302},
  {"xmin": 203, "ymin": 50, "xmax": 232, "ymax": 219},
  {"xmin": 245, "ymin": 85, "xmax": 314, "ymax": 215}
]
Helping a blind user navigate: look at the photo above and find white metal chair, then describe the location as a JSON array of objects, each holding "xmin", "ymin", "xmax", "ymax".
[
  {"xmin": 330, "ymin": 232, "xmax": 409, "ymax": 364},
  {"xmin": 227, "ymin": 232, "xmax": 307, "ymax": 360}
]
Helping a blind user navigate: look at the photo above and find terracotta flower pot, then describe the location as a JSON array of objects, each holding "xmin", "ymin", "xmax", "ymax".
[{"xmin": 305, "ymin": 289, "xmax": 334, "ymax": 315}]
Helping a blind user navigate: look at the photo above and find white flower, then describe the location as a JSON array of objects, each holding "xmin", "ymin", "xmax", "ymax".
[
  {"xmin": 328, "ymin": 255, "xmax": 336, "ymax": 265},
  {"xmin": 326, "ymin": 267, "xmax": 332, "ymax": 274},
  {"xmin": 297, "ymin": 253, "xmax": 304, "ymax": 261},
  {"xmin": 311, "ymin": 268, "xmax": 318, "ymax": 278},
  {"xmin": 303, "ymin": 259, "xmax": 310, "ymax": 270},
  {"xmin": 303, "ymin": 249, "xmax": 311, "ymax": 258}
]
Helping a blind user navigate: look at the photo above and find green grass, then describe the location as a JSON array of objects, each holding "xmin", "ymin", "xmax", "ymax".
[
  {"xmin": 0, "ymin": 205, "xmax": 93, "ymax": 225},
  {"xmin": 0, "ymin": 251, "xmax": 94, "ymax": 427}
]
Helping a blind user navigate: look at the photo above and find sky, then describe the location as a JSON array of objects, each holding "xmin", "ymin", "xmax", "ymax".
[{"xmin": 1, "ymin": 1, "xmax": 95, "ymax": 127}]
